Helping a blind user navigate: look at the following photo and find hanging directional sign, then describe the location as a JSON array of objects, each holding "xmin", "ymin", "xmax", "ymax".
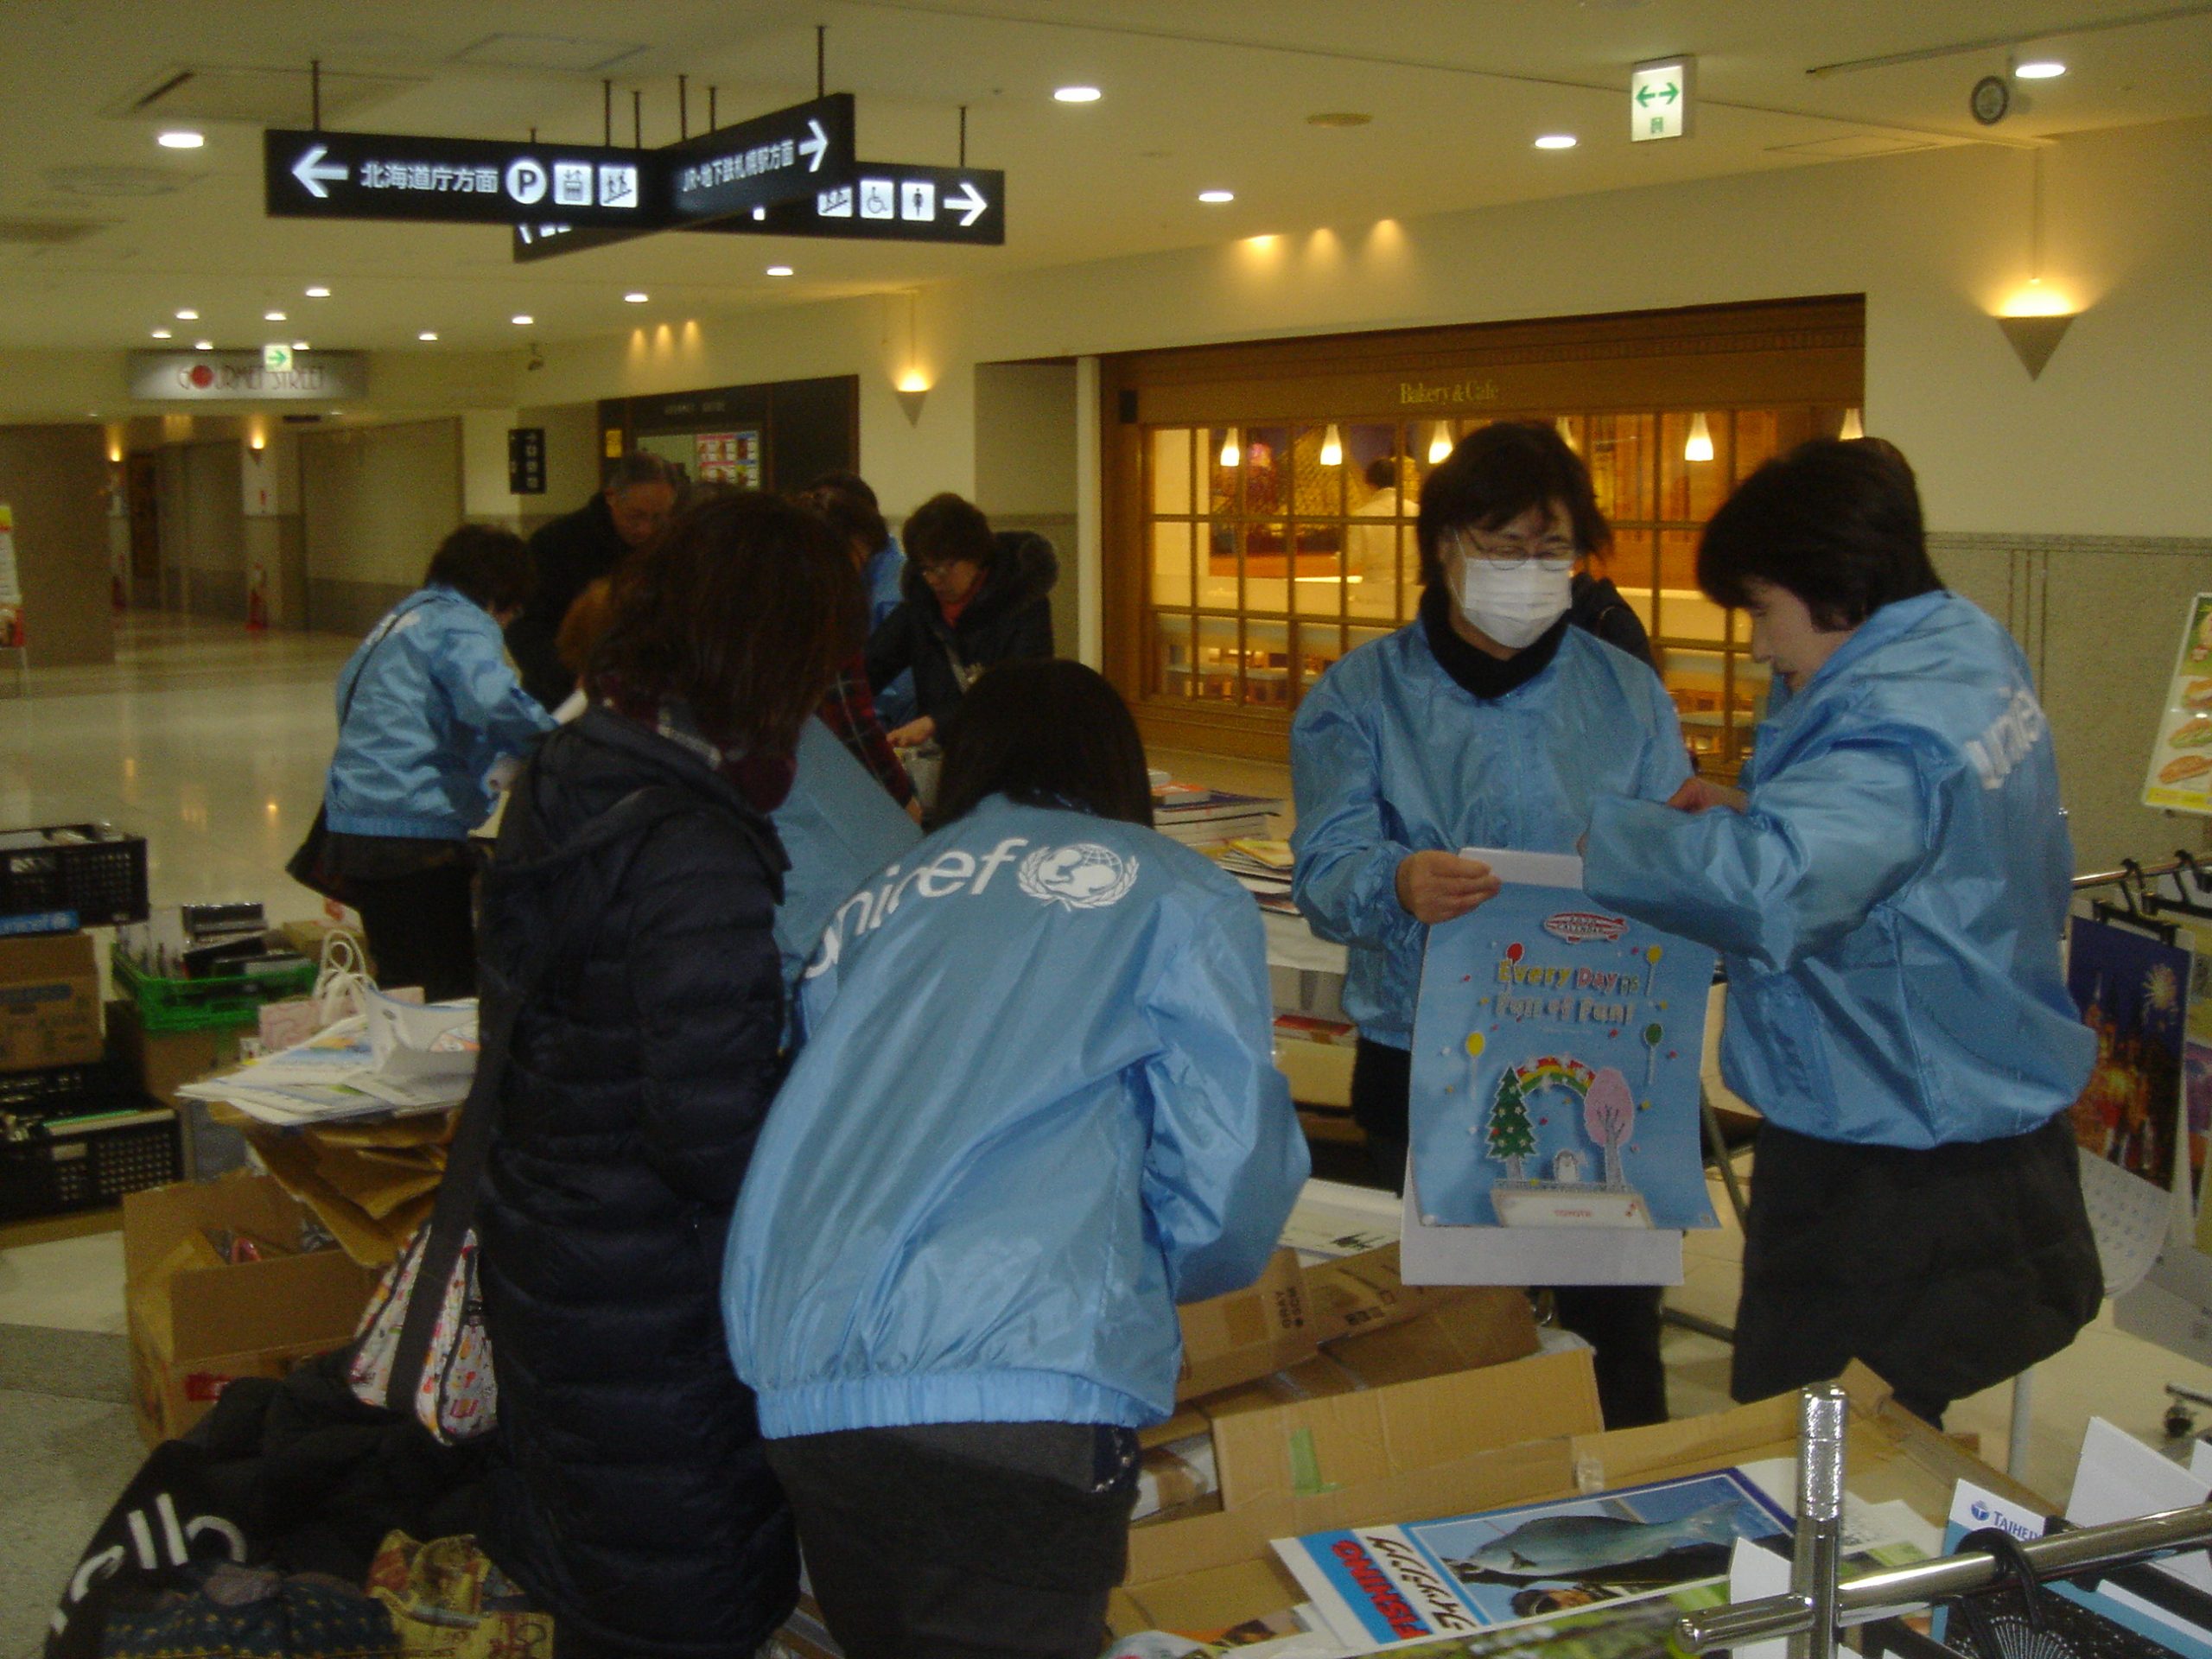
[
  {"xmin": 665, "ymin": 93, "xmax": 855, "ymax": 222},
  {"xmin": 1629, "ymin": 56, "xmax": 1694, "ymax": 142},
  {"xmin": 264, "ymin": 129, "xmax": 657, "ymax": 226},
  {"xmin": 513, "ymin": 160, "xmax": 1005, "ymax": 262}
]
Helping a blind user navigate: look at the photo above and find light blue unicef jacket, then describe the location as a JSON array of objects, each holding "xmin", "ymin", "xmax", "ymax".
[
  {"xmin": 724, "ymin": 794, "xmax": 1309, "ymax": 1436},
  {"xmin": 324, "ymin": 587, "xmax": 554, "ymax": 840},
  {"xmin": 1290, "ymin": 620, "xmax": 1690, "ymax": 1048},
  {"xmin": 1584, "ymin": 590, "xmax": 2092, "ymax": 1148}
]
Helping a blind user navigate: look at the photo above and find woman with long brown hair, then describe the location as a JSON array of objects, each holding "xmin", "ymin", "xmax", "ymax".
[{"xmin": 472, "ymin": 492, "xmax": 860, "ymax": 1659}]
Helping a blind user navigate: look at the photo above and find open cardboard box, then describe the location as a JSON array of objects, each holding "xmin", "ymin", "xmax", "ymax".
[
  {"xmin": 124, "ymin": 1171, "xmax": 381, "ymax": 1445},
  {"xmin": 1109, "ymin": 1360, "xmax": 2045, "ymax": 1637}
]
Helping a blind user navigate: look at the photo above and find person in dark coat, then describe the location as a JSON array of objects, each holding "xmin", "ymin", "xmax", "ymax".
[
  {"xmin": 474, "ymin": 491, "xmax": 861, "ymax": 1659},
  {"xmin": 505, "ymin": 452, "xmax": 677, "ymax": 711},
  {"xmin": 864, "ymin": 492, "xmax": 1057, "ymax": 748},
  {"xmin": 1571, "ymin": 563, "xmax": 1655, "ymax": 664}
]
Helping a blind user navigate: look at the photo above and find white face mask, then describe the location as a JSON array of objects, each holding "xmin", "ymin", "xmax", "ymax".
[{"xmin": 1452, "ymin": 558, "xmax": 1573, "ymax": 650}]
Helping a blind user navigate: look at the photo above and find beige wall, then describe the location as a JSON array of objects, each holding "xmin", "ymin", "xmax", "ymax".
[
  {"xmin": 975, "ymin": 361, "xmax": 1080, "ymax": 658},
  {"xmin": 0, "ymin": 424, "xmax": 111, "ymax": 667},
  {"xmin": 298, "ymin": 418, "xmax": 463, "ymax": 636}
]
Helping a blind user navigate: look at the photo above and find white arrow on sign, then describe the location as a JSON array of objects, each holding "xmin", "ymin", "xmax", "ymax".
[
  {"xmin": 291, "ymin": 144, "xmax": 350, "ymax": 200},
  {"xmin": 801, "ymin": 119, "xmax": 830, "ymax": 173},
  {"xmin": 949, "ymin": 180, "xmax": 988, "ymax": 227}
]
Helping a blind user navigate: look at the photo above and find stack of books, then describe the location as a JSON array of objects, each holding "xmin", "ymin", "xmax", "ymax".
[
  {"xmin": 1205, "ymin": 836, "xmax": 1300, "ymax": 915},
  {"xmin": 1152, "ymin": 784, "xmax": 1282, "ymax": 848}
]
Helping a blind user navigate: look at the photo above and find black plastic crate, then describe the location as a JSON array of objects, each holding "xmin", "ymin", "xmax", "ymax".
[
  {"xmin": 0, "ymin": 824, "xmax": 149, "ymax": 931},
  {"xmin": 0, "ymin": 1061, "xmax": 116, "ymax": 1122},
  {"xmin": 0, "ymin": 1109, "xmax": 178, "ymax": 1222}
]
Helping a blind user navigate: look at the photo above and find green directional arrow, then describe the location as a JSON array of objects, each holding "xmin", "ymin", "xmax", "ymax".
[
  {"xmin": 1662, "ymin": 80, "xmax": 1680, "ymax": 103},
  {"xmin": 1636, "ymin": 84, "xmax": 1655, "ymax": 106},
  {"xmin": 1636, "ymin": 79, "xmax": 1681, "ymax": 107}
]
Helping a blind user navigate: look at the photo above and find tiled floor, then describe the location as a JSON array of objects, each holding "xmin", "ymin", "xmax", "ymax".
[{"xmin": 3, "ymin": 618, "xmax": 2212, "ymax": 1647}]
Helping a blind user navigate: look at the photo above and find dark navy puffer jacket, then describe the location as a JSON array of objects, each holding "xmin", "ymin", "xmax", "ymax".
[{"xmin": 474, "ymin": 707, "xmax": 797, "ymax": 1658}]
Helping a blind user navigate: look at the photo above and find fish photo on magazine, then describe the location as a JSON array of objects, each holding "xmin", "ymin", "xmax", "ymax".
[{"xmin": 1272, "ymin": 1468, "xmax": 1792, "ymax": 1649}]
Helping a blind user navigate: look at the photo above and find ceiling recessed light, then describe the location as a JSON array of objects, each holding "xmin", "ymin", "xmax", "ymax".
[
  {"xmin": 304, "ymin": 286, "xmax": 329, "ymax": 298},
  {"xmin": 623, "ymin": 290, "xmax": 649, "ymax": 302},
  {"xmin": 511, "ymin": 315, "xmax": 533, "ymax": 325},
  {"xmin": 264, "ymin": 310, "xmax": 286, "ymax": 321},
  {"xmin": 193, "ymin": 340, "xmax": 213, "ymax": 351},
  {"xmin": 417, "ymin": 331, "xmax": 438, "ymax": 341},
  {"xmin": 766, "ymin": 265, "xmax": 793, "ymax": 276},
  {"xmin": 292, "ymin": 340, "xmax": 308, "ymax": 350},
  {"xmin": 150, "ymin": 327, "xmax": 172, "ymax": 339},
  {"xmin": 156, "ymin": 130, "xmax": 204, "ymax": 149},
  {"xmin": 1053, "ymin": 86, "xmax": 1102, "ymax": 103},
  {"xmin": 1534, "ymin": 133, "xmax": 1578, "ymax": 149},
  {"xmin": 1306, "ymin": 111, "xmax": 1372, "ymax": 128},
  {"xmin": 1197, "ymin": 189, "xmax": 1235, "ymax": 204},
  {"xmin": 2015, "ymin": 60, "xmax": 2067, "ymax": 79},
  {"xmin": 752, "ymin": 207, "xmax": 766, "ymax": 220},
  {"xmin": 175, "ymin": 308, "xmax": 198, "ymax": 320}
]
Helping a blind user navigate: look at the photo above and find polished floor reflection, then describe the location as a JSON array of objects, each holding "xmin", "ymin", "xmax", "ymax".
[{"xmin": 0, "ymin": 614, "xmax": 357, "ymax": 914}]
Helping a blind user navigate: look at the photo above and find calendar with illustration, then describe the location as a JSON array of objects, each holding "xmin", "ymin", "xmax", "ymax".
[{"xmin": 1410, "ymin": 849, "xmax": 1719, "ymax": 1230}]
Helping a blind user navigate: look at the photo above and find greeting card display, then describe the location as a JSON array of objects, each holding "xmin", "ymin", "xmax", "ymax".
[{"xmin": 1411, "ymin": 849, "xmax": 1718, "ymax": 1230}]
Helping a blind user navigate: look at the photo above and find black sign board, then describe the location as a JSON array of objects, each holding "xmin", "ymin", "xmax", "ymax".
[
  {"xmin": 507, "ymin": 427, "xmax": 546, "ymax": 495},
  {"xmin": 264, "ymin": 95, "xmax": 855, "ymax": 229},
  {"xmin": 265, "ymin": 129, "xmax": 656, "ymax": 226},
  {"xmin": 512, "ymin": 160, "xmax": 1005, "ymax": 263}
]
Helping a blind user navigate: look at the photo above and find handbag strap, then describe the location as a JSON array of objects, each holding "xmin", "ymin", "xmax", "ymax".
[
  {"xmin": 337, "ymin": 593, "xmax": 437, "ymax": 732},
  {"xmin": 382, "ymin": 778, "xmax": 696, "ymax": 1415}
]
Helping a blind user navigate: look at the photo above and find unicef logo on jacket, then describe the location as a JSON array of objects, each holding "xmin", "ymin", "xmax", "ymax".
[{"xmin": 1016, "ymin": 842, "xmax": 1139, "ymax": 911}]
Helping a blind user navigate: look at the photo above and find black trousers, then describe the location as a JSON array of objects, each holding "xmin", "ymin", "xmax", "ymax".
[
  {"xmin": 1351, "ymin": 1037, "xmax": 1669, "ymax": 1430},
  {"xmin": 346, "ymin": 862, "xmax": 478, "ymax": 1002},
  {"xmin": 767, "ymin": 1425, "xmax": 1138, "ymax": 1659}
]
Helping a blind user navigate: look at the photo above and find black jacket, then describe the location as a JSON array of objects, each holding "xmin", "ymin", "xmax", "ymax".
[
  {"xmin": 474, "ymin": 708, "xmax": 797, "ymax": 1657},
  {"xmin": 1570, "ymin": 572, "xmax": 1655, "ymax": 669},
  {"xmin": 864, "ymin": 531, "xmax": 1058, "ymax": 723},
  {"xmin": 506, "ymin": 493, "xmax": 629, "ymax": 711}
]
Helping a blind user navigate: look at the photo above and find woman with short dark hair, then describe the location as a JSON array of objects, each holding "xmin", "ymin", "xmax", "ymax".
[
  {"xmin": 474, "ymin": 491, "xmax": 861, "ymax": 1659},
  {"xmin": 863, "ymin": 491, "xmax": 1058, "ymax": 749},
  {"xmin": 317, "ymin": 524, "xmax": 554, "ymax": 999},
  {"xmin": 726, "ymin": 659, "xmax": 1306, "ymax": 1659},
  {"xmin": 1584, "ymin": 439, "xmax": 2101, "ymax": 1424}
]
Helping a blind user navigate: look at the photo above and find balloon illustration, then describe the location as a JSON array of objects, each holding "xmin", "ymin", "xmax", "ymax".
[
  {"xmin": 1505, "ymin": 942, "xmax": 1524, "ymax": 963},
  {"xmin": 1642, "ymin": 1021, "xmax": 1664, "ymax": 1096},
  {"xmin": 1646, "ymin": 944, "xmax": 1663, "ymax": 964},
  {"xmin": 1465, "ymin": 1032, "xmax": 1486, "ymax": 1058}
]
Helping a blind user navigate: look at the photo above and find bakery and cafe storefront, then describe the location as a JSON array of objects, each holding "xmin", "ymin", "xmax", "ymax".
[{"xmin": 1097, "ymin": 296, "xmax": 1865, "ymax": 779}]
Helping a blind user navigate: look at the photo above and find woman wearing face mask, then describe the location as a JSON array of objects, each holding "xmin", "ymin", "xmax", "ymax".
[{"xmin": 1289, "ymin": 420, "xmax": 1692, "ymax": 1428}]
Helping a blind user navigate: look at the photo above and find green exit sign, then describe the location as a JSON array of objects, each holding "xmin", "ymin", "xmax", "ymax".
[
  {"xmin": 1630, "ymin": 56, "xmax": 1694, "ymax": 142},
  {"xmin": 261, "ymin": 343, "xmax": 295, "ymax": 372}
]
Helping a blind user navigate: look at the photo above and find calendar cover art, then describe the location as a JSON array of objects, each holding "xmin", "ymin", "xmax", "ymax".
[{"xmin": 1410, "ymin": 851, "xmax": 1718, "ymax": 1230}]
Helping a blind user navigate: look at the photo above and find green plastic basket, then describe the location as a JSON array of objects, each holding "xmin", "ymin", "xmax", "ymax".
[{"xmin": 112, "ymin": 947, "xmax": 318, "ymax": 1033}]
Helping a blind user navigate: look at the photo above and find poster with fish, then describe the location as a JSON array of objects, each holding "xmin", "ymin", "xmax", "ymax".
[
  {"xmin": 1408, "ymin": 849, "xmax": 1718, "ymax": 1230},
  {"xmin": 1272, "ymin": 1468, "xmax": 1790, "ymax": 1649}
]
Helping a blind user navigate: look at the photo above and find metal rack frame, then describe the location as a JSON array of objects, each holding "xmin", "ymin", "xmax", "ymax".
[{"xmin": 1675, "ymin": 1387, "xmax": 2212, "ymax": 1659}]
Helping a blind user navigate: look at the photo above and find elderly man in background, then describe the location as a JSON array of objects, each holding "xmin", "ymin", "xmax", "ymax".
[{"xmin": 505, "ymin": 450, "xmax": 677, "ymax": 711}]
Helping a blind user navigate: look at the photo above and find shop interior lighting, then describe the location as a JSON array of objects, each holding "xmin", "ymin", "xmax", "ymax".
[
  {"xmin": 1684, "ymin": 411, "xmax": 1715, "ymax": 463},
  {"xmin": 511, "ymin": 315, "xmax": 533, "ymax": 325},
  {"xmin": 2014, "ymin": 59, "xmax": 2067, "ymax": 79},
  {"xmin": 1198, "ymin": 189, "xmax": 1235, "ymax": 204},
  {"xmin": 264, "ymin": 310, "xmax": 286, "ymax": 322},
  {"xmin": 1839, "ymin": 407, "xmax": 1865, "ymax": 441},
  {"xmin": 305, "ymin": 286, "xmax": 330, "ymax": 298},
  {"xmin": 1319, "ymin": 424, "xmax": 1343, "ymax": 467},
  {"xmin": 193, "ymin": 340, "xmax": 213, "ymax": 351},
  {"xmin": 292, "ymin": 340, "xmax": 308, "ymax": 350},
  {"xmin": 1053, "ymin": 86, "xmax": 1103, "ymax": 103},
  {"xmin": 250, "ymin": 430, "xmax": 265, "ymax": 451},
  {"xmin": 1427, "ymin": 421, "xmax": 1454, "ymax": 464},
  {"xmin": 149, "ymin": 327, "xmax": 171, "ymax": 339},
  {"xmin": 1217, "ymin": 428, "xmax": 1241, "ymax": 468},
  {"xmin": 157, "ymin": 130, "xmax": 205, "ymax": 149},
  {"xmin": 766, "ymin": 265, "xmax": 794, "ymax": 276},
  {"xmin": 624, "ymin": 291, "xmax": 649, "ymax": 302},
  {"xmin": 1534, "ymin": 134, "xmax": 1578, "ymax": 149},
  {"xmin": 417, "ymin": 331, "xmax": 438, "ymax": 341},
  {"xmin": 175, "ymin": 308, "xmax": 198, "ymax": 320}
]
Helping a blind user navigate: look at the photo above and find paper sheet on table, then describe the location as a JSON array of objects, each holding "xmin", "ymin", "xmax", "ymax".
[
  {"xmin": 1729, "ymin": 1537, "xmax": 1793, "ymax": 1659},
  {"xmin": 1280, "ymin": 1178, "xmax": 1402, "ymax": 1264},
  {"xmin": 1737, "ymin": 1457, "xmax": 1947, "ymax": 1556},
  {"xmin": 1399, "ymin": 1163, "xmax": 1683, "ymax": 1286},
  {"xmin": 2082, "ymin": 1154, "xmax": 2177, "ymax": 1297},
  {"xmin": 2068, "ymin": 1417, "xmax": 2212, "ymax": 1595},
  {"xmin": 363, "ymin": 987, "xmax": 476, "ymax": 1081}
]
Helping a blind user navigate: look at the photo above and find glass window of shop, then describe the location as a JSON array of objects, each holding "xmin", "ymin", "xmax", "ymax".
[{"xmin": 1108, "ymin": 300, "xmax": 1864, "ymax": 776}]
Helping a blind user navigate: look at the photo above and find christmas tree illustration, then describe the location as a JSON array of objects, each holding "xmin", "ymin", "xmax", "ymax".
[{"xmin": 1484, "ymin": 1068, "xmax": 1539, "ymax": 1180}]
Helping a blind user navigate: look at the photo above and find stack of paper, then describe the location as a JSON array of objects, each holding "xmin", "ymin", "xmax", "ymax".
[
  {"xmin": 178, "ymin": 988, "xmax": 478, "ymax": 1126},
  {"xmin": 1154, "ymin": 785, "xmax": 1284, "ymax": 848}
]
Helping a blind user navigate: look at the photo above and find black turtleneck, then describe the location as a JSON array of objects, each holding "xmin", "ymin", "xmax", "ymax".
[{"xmin": 1418, "ymin": 584, "xmax": 1569, "ymax": 702}]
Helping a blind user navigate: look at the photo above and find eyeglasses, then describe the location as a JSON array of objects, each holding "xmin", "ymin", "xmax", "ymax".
[
  {"xmin": 916, "ymin": 560, "xmax": 976, "ymax": 582},
  {"xmin": 1445, "ymin": 528, "xmax": 1577, "ymax": 571}
]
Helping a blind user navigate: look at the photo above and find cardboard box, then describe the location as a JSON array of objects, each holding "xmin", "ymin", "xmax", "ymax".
[
  {"xmin": 0, "ymin": 930, "xmax": 101, "ymax": 1069},
  {"xmin": 1109, "ymin": 1362, "xmax": 2044, "ymax": 1637},
  {"xmin": 106, "ymin": 998, "xmax": 252, "ymax": 1109},
  {"xmin": 124, "ymin": 1172, "xmax": 381, "ymax": 1444},
  {"xmin": 1174, "ymin": 1248, "xmax": 1316, "ymax": 1402}
]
